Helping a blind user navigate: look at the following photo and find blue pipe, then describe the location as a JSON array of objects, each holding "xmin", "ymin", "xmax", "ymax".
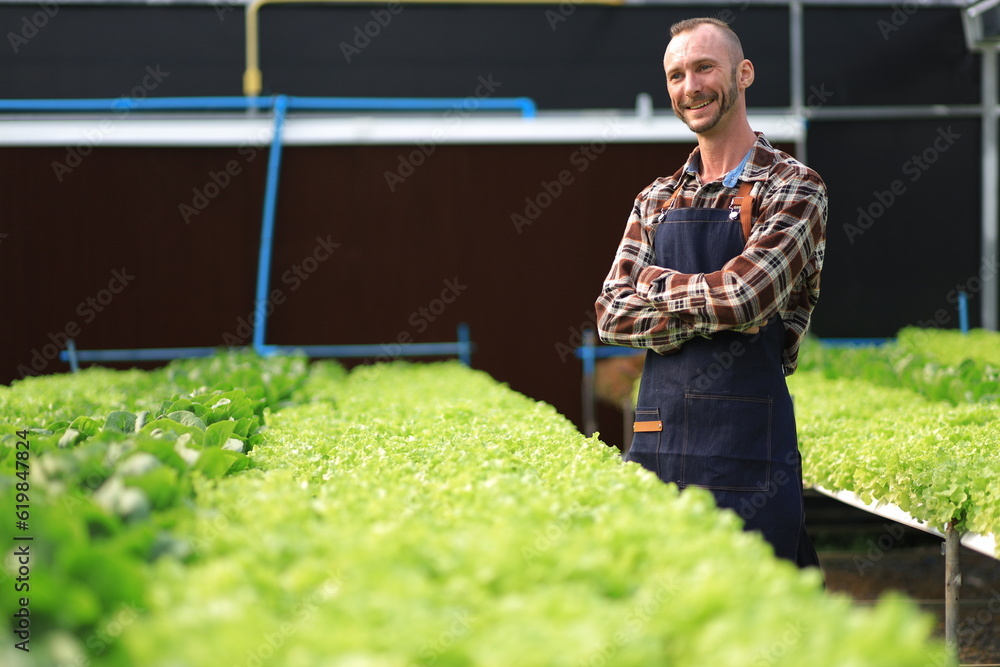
[
  {"xmin": 577, "ymin": 335, "xmax": 595, "ymax": 379},
  {"xmin": 0, "ymin": 97, "xmax": 266, "ymax": 113},
  {"xmin": 252, "ymin": 95, "xmax": 288, "ymax": 355},
  {"xmin": 574, "ymin": 330, "xmax": 646, "ymax": 378},
  {"xmin": 259, "ymin": 324, "xmax": 474, "ymax": 362},
  {"xmin": 59, "ymin": 346, "xmax": 221, "ymax": 363},
  {"xmin": 818, "ymin": 337, "xmax": 893, "ymax": 347},
  {"xmin": 58, "ymin": 341, "xmax": 474, "ymax": 364},
  {"xmin": 0, "ymin": 95, "xmax": 537, "ymax": 118},
  {"xmin": 958, "ymin": 291, "xmax": 970, "ymax": 334},
  {"xmin": 64, "ymin": 338, "xmax": 79, "ymax": 372},
  {"xmin": 456, "ymin": 322, "xmax": 472, "ymax": 366},
  {"xmin": 574, "ymin": 337, "xmax": 900, "ymax": 363},
  {"xmin": 574, "ymin": 345, "xmax": 646, "ymax": 362},
  {"xmin": 262, "ymin": 342, "xmax": 470, "ymax": 359},
  {"xmin": 576, "ymin": 337, "xmax": 900, "ymax": 360}
]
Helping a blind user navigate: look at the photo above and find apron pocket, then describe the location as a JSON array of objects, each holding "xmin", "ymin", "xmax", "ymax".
[{"xmin": 681, "ymin": 393, "xmax": 772, "ymax": 492}]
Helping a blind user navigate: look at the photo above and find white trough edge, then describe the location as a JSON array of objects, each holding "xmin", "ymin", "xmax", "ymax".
[
  {"xmin": 0, "ymin": 112, "xmax": 804, "ymax": 147},
  {"xmin": 811, "ymin": 485, "xmax": 998, "ymax": 559}
]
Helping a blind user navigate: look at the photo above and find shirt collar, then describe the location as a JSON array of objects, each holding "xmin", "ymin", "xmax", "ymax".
[
  {"xmin": 722, "ymin": 148, "xmax": 754, "ymax": 187},
  {"xmin": 682, "ymin": 132, "xmax": 774, "ymax": 186}
]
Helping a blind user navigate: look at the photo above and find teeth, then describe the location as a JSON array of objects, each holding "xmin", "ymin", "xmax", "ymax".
[{"xmin": 689, "ymin": 100, "xmax": 712, "ymax": 110}]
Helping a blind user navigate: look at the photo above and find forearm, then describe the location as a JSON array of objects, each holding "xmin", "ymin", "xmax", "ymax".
[
  {"xmin": 633, "ymin": 182, "xmax": 827, "ymax": 334},
  {"xmin": 595, "ymin": 280, "xmax": 696, "ymax": 353},
  {"xmin": 594, "ymin": 201, "xmax": 698, "ymax": 353},
  {"xmin": 635, "ymin": 248, "xmax": 785, "ymax": 333}
]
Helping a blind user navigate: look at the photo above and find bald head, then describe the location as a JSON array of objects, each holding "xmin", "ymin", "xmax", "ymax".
[
  {"xmin": 669, "ymin": 18, "xmax": 744, "ymax": 70},
  {"xmin": 663, "ymin": 17, "xmax": 755, "ymax": 137}
]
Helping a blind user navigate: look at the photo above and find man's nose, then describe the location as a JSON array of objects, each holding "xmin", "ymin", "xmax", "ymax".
[{"xmin": 684, "ymin": 73, "xmax": 702, "ymax": 98}]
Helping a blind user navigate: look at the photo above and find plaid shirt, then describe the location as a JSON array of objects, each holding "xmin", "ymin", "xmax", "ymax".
[{"xmin": 595, "ymin": 133, "xmax": 827, "ymax": 375}]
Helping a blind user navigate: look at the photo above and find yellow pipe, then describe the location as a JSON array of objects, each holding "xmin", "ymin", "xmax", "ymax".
[{"xmin": 244, "ymin": 0, "xmax": 625, "ymax": 97}]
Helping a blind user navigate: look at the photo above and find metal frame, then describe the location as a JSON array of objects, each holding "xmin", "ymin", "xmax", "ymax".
[
  {"xmin": 813, "ymin": 485, "xmax": 995, "ymax": 654},
  {"xmin": 61, "ymin": 322, "xmax": 475, "ymax": 368}
]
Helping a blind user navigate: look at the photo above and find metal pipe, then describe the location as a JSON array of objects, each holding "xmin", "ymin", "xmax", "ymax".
[
  {"xmin": 806, "ymin": 104, "xmax": 982, "ymax": 121},
  {"xmin": 574, "ymin": 345, "xmax": 647, "ymax": 360},
  {"xmin": 58, "ymin": 342, "xmax": 473, "ymax": 364},
  {"xmin": 43, "ymin": 98, "xmax": 965, "ymax": 122},
  {"xmin": 243, "ymin": 0, "xmax": 624, "ymax": 98},
  {"xmin": 58, "ymin": 346, "xmax": 221, "ymax": 363},
  {"xmin": 789, "ymin": 0, "xmax": 806, "ymax": 164},
  {"xmin": 944, "ymin": 522, "xmax": 962, "ymax": 656},
  {"xmin": 66, "ymin": 338, "xmax": 79, "ymax": 373},
  {"xmin": 262, "ymin": 339, "xmax": 473, "ymax": 359},
  {"xmin": 817, "ymin": 337, "xmax": 893, "ymax": 347},
  {"xmin": 456, "ymin": 322, "xmax": 473, "ymax": 366},
  {"xmin": 0, "ymin": 95, "xmax": 536, "ymax": 116},
  {"xmin": 0, "ymin": 96, "xmax": 270, "ymax": 113},
  {"xmin": 252, "ymin": 95, "xmax": 289, "ymax": 355},
  {"xmin": 982, "ymin": 45, "xmax": 999, "ymax": 330}
]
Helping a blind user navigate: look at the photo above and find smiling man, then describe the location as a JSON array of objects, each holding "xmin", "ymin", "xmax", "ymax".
[{"xmin": 595, "ymin": 18, "xmax": 828, "ymax": 568}]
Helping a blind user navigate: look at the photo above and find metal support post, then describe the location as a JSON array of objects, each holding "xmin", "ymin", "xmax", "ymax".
[
  {"xmin": 944, "ymin": 522, "xmax": 962, "ymax": 656},
  {"xmin": 66, "ymin": 338, "xmax": 79, "ymax": 373},
  {"xmin": 252, "ymin": 94, "xmax": 289, "ymax": 356},
  {"xmin": 982, "ymin": 45, "xmax": 998, "ymax": 330},
  {"xmin": 959, "ymin": 291, "xmax": 970, "ymax": 334}
]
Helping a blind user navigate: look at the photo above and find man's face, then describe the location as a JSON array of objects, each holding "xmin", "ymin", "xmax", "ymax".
[{"xmin": 663, "ymin": 25, "xmax": 742, "ymax": 135}]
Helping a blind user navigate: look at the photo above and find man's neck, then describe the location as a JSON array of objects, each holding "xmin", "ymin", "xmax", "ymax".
[{"xmin": 695, "ymin": 123, "xmax": 758, "ymax": 184}]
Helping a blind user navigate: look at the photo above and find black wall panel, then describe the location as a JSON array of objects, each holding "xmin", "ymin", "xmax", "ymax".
[
  {"xmin": 804, "ymin": 7, "xmax": 979, "ymax": 107},
  {"xmin": 0, "ymin": 4, "xmax": 789, "ymax": 108},
  {"xmin": 0, "ymin": 6, "xmax": 246, "ymax": 98},
  {"xmin": 257, "ymin": 5, "xmax": 790, "ymax": 108},
  {"xmin": 806, "ymin": 118, "xmax": 983, "ymax": 337}
]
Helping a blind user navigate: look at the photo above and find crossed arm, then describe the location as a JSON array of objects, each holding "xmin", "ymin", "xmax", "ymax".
[{"xmin": 594, "ymin": 174, "xmax": 827, "ymax": 356}]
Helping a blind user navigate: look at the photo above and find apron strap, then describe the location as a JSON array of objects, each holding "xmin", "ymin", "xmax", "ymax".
[
  {"xmin": 730, "ymin": 180, "xmax": 756, "ymax": 243},
  {"xmin": 662, "ymin": 180, "xmax": 757, "ymax": 244},
  {"xmin": 662, "ymin": 178, "xmax": 686, "ymax": 212}
]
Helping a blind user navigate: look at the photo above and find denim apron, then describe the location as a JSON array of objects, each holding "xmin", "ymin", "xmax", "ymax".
[{"xmin": 627, "ymin": 181, "xmax": 819, "ymax": 568}]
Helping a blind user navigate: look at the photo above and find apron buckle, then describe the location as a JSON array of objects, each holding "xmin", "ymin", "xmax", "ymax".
[{"xmin": 728, "ymin": 200, "xmax": 742, "ymax": 221}]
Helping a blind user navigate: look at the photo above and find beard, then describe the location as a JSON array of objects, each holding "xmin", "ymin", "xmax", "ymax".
[{"xmin": 673, "ymin": 68, "xmax": 740, "ymax": 134}]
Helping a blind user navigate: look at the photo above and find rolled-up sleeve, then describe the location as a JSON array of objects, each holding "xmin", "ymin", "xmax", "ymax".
[
  {"xmin": 596, "ymin": 165, "xmax": 827, "ymax": 366},
  {"xmin": 635, "ymin": 173, "xmax": 827, "ymax": 337},
  {"xmin": 595, "ymin": 195, "xmax": 698, "ymax": 354}
]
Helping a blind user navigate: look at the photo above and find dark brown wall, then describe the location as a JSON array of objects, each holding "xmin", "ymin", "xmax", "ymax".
[{"xmin": 8, "ymin": 140, "xmax": 765, "ymax": 447}]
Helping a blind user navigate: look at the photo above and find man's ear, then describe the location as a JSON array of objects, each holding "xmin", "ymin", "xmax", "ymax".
[{"xmin": 739, "ymin": 59, "xmax": 755, "ymax": 89}]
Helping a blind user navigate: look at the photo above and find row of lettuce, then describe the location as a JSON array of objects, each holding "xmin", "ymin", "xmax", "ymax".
[
  {"xmin": 2, "ymin": 352, "xmax": 952, "ymax": 665},
  {"xmin": 0, "ymin": 352, "xmax": 316, "ymax": 666},
  {"xmin": 791, "ymin": 328, "xmax": 1000, "ymax": 538},
  {"xmin": 798, "ymin": 327, "xmax": 1000, "ymax": 405}
]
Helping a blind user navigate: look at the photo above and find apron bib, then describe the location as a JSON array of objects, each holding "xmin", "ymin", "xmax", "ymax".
[{"xmin": 626, "ymin": 183, "xmax": 819, "ymax": 567}]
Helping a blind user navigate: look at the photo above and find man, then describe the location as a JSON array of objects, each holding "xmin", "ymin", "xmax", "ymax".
[{"xmin": 594, "ymin": 17, "xmax": 826, "ymax": 568}]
